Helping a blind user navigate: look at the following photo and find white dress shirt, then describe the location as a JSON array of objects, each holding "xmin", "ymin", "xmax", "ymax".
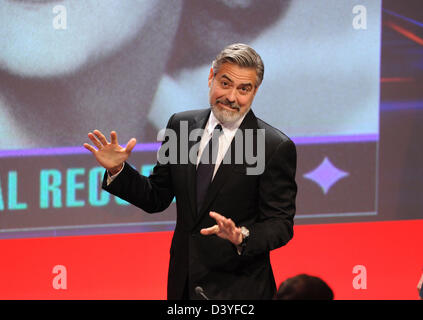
[{"xmin": 196, "ymin": 110, "xmax": 247, "ymax": 180}]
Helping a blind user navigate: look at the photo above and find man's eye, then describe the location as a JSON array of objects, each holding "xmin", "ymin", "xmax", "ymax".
[{"xmin": 221, "ymin": 81, "xmax": 228, "ymax": 87}]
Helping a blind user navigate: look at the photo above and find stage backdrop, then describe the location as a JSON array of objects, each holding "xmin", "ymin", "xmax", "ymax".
[{"xmin": 0, "ymin": 0, "xmax": 422, "ymax": 299}]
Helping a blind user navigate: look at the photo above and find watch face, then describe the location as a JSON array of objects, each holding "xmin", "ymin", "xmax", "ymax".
[{"xmin": 241, "ymin": 226, "xmax": 250, "ymax": 238}]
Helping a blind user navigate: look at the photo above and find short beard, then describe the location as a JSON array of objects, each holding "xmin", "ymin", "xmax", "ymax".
[{"xmin": 210, "ymin": 99, "xmax": 248, "ymax": 125}]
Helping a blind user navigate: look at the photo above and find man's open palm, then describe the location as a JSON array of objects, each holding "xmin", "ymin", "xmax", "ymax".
[{"xmin": 83, "ymin": 130, "xmax": 136, "ymax": 174}]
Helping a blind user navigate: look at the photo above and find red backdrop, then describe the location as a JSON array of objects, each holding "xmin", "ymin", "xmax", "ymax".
[{"xmin": 0, "ymin": 219, "xmax": 421, "ymax": 300}]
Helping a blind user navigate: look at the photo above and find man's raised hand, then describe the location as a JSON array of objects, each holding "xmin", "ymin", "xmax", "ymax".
[{"xmin": 83, "ymin": 130, "xmax": 136, "ymax": 175}]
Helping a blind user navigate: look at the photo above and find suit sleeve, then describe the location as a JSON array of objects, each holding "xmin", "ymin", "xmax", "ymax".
[
  {"xmin": 101, "ymin": 114, "xmax": 176, "ymax": 213},
  {"xmin": 243, "ymin": 138, "xmax": 297, "ymax": 256}
]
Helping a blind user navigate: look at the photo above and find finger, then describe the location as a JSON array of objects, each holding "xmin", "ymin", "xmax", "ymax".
[
  {"xmin": 217, "ymin": 219, "xmax": 225, "ymax": 230},
  {"xmin": 223, "ymin": 217, "xmax": 233, "ymax": 226},
  {"xmin": 83, "ymin": 143, "xmax": 97, "ymax": 153},
  {"xmin": 93, "ymin": 130, "xmax": 108, "ymax": 146},
  {"xmin": 88, "ymin": 132, "xmax": 102, "ymax": 149},
  {"xmin": 209, "ymin": 211, "xmax": 225, "ymax": 223},
  {"xmin": 213, "ymin": 213, "xmax": 233, "ymax": 231},
  {"xmin": 110, "ymin": 131, "xmax": 118, "ymax": 145},
  {"xmin": 223, "ymin": 218, "xmax": 236, "ymax": 232},
  {"xmin": 200, "ymin": 225, "xmax": 219, "ymax": 235},
  {"xmin": 125, "ymin": 138, "xmax": 137, "ymax": 154}
]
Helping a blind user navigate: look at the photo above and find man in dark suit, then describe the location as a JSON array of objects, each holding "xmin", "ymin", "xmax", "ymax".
[{"xmin": 84, "ymin": 43, "xmax": 297, "ymax": 299}]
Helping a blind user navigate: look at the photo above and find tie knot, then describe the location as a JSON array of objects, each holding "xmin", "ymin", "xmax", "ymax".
[{"xmin": 214, "ymin": 124, "xmax": 222, "ymax": 134}]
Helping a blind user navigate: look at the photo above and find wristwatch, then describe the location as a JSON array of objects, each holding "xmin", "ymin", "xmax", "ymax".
[
  {"xmin": 240, "ymin": 226, "xmax": 250, "ymax": 243},
  {"xmin": 238, "ymin": 226, "xmax": 250, "ymax": 254}
]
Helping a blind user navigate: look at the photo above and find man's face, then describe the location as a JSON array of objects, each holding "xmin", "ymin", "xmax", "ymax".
[
  {"xmin": 0, "ymin": 0, "xmax": 158, "ymax": 77},
  {"xmin": 208, "ymin": 62, "xmax": 258, "ymax": 124}
]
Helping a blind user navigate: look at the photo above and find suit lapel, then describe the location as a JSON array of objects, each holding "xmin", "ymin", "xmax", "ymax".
[{"xmin": 195, "ymin": 109, "xmax": 259, "ymax": 223}]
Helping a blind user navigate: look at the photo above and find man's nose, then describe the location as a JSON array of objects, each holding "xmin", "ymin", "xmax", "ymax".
[{"xmin": 226, "ymin": 88, "xmax": 236, "ymax": 103}]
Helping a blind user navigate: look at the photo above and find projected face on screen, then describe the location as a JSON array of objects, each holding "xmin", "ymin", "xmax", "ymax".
[
  {"xmin": 0, "ymin": 0, "xmax": 157, "ymax": 77},
  {"xmin": 0, "ymin": 0, "xmax": 287, "ymax": 149}
]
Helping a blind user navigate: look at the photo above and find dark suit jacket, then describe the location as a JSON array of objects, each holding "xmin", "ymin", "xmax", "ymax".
[{"xmin": 102, "ymin": 108, "xmax": 297, "ymax": 299}]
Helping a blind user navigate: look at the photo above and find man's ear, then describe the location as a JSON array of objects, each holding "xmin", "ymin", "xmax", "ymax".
[{"xmin": 208, "ymin": 67, "xmax": 214, "ymax": 87}]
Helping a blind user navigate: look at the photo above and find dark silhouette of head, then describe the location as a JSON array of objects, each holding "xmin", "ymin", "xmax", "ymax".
[{"xmin": 275, "ymin": 274, "xmax": 334, "ymax": 300}]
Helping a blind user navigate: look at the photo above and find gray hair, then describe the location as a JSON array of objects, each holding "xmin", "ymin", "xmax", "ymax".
[{"xmin": 211, "ymin": 43, "xmax": 264, "ymax": 87}]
